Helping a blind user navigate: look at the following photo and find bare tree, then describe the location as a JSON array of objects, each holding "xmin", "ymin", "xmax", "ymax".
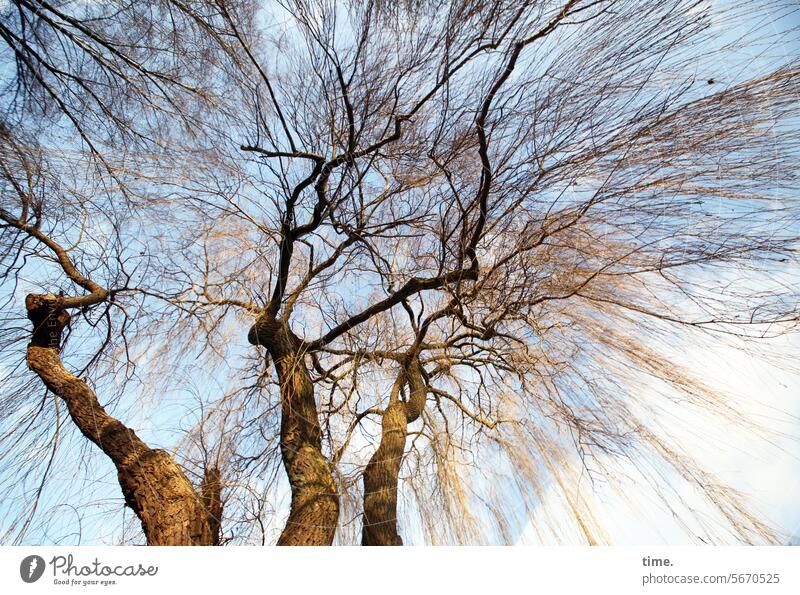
[
  {"xmin": 0, "ymin": 0, "xmax": 237, "ymax": 545},
  {"xmin": 2, "ymin": 0, "xmax": 799, "ymax": 546},
  {"xmin": 184, "ymin": 0, "xmax": 799, "ymax": 545},
  {"xmin": 0, "ymin": 127, "xmax": 226, "ymax": 544}
]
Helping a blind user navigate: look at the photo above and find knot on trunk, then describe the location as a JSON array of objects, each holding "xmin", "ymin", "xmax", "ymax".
[
  {"xmin": 247, "ymin": 316, "xmax": 302, "ymax": 355},
  {"xmin": 26, "ymin": 293, "xmax": 71, "ymax": 350}
]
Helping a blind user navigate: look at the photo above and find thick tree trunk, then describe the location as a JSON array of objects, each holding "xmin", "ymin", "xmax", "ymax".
[
  {"xmin": 362, "ymin": 358, "xmax": 426, "ymax": 546},
  {"xmin": 362, "ymin": 394, "xmax": 406, "ymax": 546},
  {"xmin": 249, "ymin": 317, "xmax": 339, "ymax": 545},
  {"xmin": 26, "ymin": 294, "xmax": 215, "ymax": 546}
]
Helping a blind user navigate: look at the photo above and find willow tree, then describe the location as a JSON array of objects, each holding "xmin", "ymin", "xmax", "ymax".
[
  {"xmin": 0, "ymin": 0, "xmax": 228, "ymax": 544},
  {"xmin": 156, "ymin": 0, "xmax": 799, "ymax": 545},
  {"xmin": 1, "ymin": 0, "xmax": 799, "ymax": 546}
]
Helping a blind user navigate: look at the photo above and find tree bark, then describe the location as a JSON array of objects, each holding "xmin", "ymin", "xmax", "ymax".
[
  {"xmin": 249, "ymin": 316, "xmax": 339, "ymax": 545},
  {"xmin": 362, "ymin": 358, "xmax": 426, "ymax": 546},
  {"xmin": 25, "ymin": 294, "xmax": 216, "ymax": 546}
]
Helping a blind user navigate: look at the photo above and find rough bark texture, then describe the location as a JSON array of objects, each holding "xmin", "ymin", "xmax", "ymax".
[
  {"xmin": 362, "ymin": 358, "xmax": 426, "ymax": 546},
  {"xmin": 249, "ymin": 316, "xmax": 339, "ymax": 545},
  {"xmin": 26, "ymin": 294, "xmax": 215, "ymax": 546}
]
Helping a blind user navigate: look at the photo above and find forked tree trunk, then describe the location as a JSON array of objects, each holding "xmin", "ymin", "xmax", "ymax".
[
  {"xmin": 249, "ymin": 316, "xmax": 339, "ymax": 545},
  {"xmin": 26, "ymin": 294, "xmax": 216, "ymax": 546},
  {"xmin": 362, "ymin": 358, "xmax": 426, "ymax": 546}
]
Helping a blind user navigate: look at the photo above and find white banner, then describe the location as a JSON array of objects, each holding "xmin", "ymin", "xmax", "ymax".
[{"xmin": 1, "ymin": 546, "xmax": 798, "ymax": 595}]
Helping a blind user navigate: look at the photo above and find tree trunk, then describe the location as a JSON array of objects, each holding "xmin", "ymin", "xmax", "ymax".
[
  {"xmin": 25, "ymin": 294, "xmax": 216, "ymax": 546},
  {"xmin": 249, "ymin": 316, "xmax": 339, "ymax": 545},
  {"xmin": 362, "ymin": 358, "xmax": 426, "ymax": 546}
]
